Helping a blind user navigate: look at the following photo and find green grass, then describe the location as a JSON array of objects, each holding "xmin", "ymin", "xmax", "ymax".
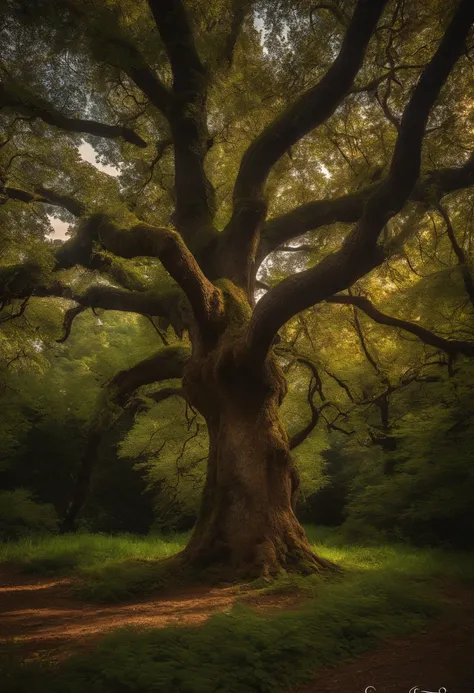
[
  {"xmin": 1, "ymin": 527, "xmax": 474, "ymax": 693},
  {"xmin": 0, "ymin": 531, "xmax": 191, "ymax": 572},
  {"xmin": 305, "ymin": 525, "xmax": 474, "ymax": 583},
  {"xmin": 0, "ymin": 531, "xmax": 192, "ymax": 601},
  {"xmin": 1, "ymin": 526, "xmax": 474, "ymax": 602}
]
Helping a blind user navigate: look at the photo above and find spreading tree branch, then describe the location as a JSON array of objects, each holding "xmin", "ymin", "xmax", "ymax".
[
  {"xmin": 110, "ymin": 346, "xmax": 189, "ymax": 406},
  {"xmin": 219, "ymin": 0, "xmax": 254, "ymax": 69},
  {"xmin": 436, "ymin": 203, "xmax": 474, "ymax": 311},
  {"xmin": 93, "ymin": 215, "xmax": 223, "ymax": 330},
  {"xmin": 0, "ymin": 257, "xmax": 193, "ymax": 338},
  {"xmin": 218, "ymin": 0, "xmax": 389, "ymax": 287},
  {"xmin": 259, "ymin": 152, "xmax": 474, "ymax": 261},
  {"xmin": 3, "ymin": 185, "xmax": 85, "ymax": 216},
  {"xmin": 232, "ymin": 0, "xmax": 387, "ymax": 201},
  {"xmin": 326, "ymin": 294, "xmax": 474, "ymax": 358},
  {"xmin": 146, "ymin": 0, "xmax": 216, "ymax": 242},
  {"xmin": 0, "ymin": 211, "xmax": 211, "ymax": 335},
  {"xmin": 56, "ymin": 304, "xmax": 87, "ymax": 343},
  {"xmin": 0, "ymin": 83, "xmax": 147, "ymax": 147},
  {"xmin": 66, "ymin": 286, "xmax": 190, "ymax": 335},
  {"xmin": 1, "ymin": 212, "xmax": 223, "ymax": 336},
  {"xmin": 7, "ymin": 213, "xmax": 221, "ymax": 330},
  {"xmin": 247, "ymin": 0, "xmax": 474, "ymax": 364}
]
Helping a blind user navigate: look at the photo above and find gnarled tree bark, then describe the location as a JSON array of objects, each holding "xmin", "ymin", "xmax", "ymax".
[{"xmin": 180, "ymin": 316, "xmax": 334, "ymax": 578}]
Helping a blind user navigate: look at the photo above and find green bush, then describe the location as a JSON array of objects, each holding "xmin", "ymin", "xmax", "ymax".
[
  {"xmin": 341, "ymin": 413, "xmax": 474, "ymax": 548},
  {"xmin": 0, "ymin": 489, "xmax": 57, "ymax": 540}
]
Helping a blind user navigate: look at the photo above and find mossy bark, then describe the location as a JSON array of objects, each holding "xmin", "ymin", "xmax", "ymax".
[{"xmin": 180, "ymin": 321, "xmax": 334, "ymax": 579}]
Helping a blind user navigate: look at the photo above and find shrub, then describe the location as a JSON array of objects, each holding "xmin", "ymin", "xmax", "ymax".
[{"xmin": 0, "ymin": 489, "xmax": 57, "ymax": 540}]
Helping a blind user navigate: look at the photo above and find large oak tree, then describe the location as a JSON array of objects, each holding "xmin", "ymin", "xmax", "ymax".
[{"xmin": 1, "ymin": 0, "xmax": 474, "ymax": 578}]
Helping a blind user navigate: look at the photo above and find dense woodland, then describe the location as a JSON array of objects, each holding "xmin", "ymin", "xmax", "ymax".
[{"xmin": 1, "ymin": 0, "xmax": 474, "ymax": 574}]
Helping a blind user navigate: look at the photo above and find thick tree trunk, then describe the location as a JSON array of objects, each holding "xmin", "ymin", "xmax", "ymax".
[{"xmin": 180, "ymin": 335, "xmax": 335, "ymax": 579}]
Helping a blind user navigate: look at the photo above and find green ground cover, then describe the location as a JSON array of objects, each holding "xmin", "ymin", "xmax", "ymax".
[{"xmin": 1, "ymin": 527, "xmax": 473, "ymax": 693}]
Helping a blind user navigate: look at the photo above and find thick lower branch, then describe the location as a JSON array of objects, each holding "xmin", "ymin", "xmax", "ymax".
[
  {"xmin": 61, "ymin": 346, "xmax": 189, "ymax": 531},
  {"xmin": 0, "ymin": 259, "xmax": 193, "ymax": 337},
  {"xmin": 95, "ymin": 216, "xmax": 223, "ymax": 330},
  {"xmin": 34, "ymin": 213, "xmax": 222, "ymax": 333}
]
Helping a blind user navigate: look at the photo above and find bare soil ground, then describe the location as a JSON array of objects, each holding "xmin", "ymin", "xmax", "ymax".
[
  {"xmin": 290, "ymin": 583, "xmax": 474, "ymax": 693},
  {"xmin": 0, "ymin": 567, "xmax": 300, "ymax": 660},
  {"xmin": 1, "ymin": 567, "xmax": 473, "ymax": 693}
]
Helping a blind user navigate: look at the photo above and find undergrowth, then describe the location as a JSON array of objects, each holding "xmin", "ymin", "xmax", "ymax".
[
  {"xmin": 1, "ymin": 527, "xmax": 473, "ymax": 693},
  {"xmin": 0, "ymin": 570, "xmax": 444, "ymax": 693}
]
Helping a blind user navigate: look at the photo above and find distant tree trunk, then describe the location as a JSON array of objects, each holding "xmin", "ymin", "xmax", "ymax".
[
  {"xmin": 59, "ymin": 431, "xmax": 102, "ymax": 533},
  {"xmin": 180, "ymin": 333, "xmax": 334, "ymax": 579}
]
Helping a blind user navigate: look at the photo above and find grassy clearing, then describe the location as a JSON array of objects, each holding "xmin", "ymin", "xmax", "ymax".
[
  {"xmin": 0, "ymin": 532, "xmax": 191, "ymax": 601},
  {"xmin": 0, "ymin": 531, "xmax": 191, "ymax": 572},
  {"xmin": 1, "ymin": 527, "xmax": 474, "ymax": 693},
  {"xmin": 304, "ymin": 526, "xmax": 474, "ymax": 584},
  {"xmin": 1, "ymin": 526, "xmax": 474, "ymax": 602}
]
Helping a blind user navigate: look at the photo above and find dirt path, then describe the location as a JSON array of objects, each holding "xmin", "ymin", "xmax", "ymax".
[
  {"xmin": 290, "ymin": 584, "xmax": 474, "ymax": 693},
  {"xmin": 1, "ymin": 568, "xmax": 473, "ymax": 693},
  {"xmin": 0, "ymin": 567, "xmax": 299, "ymax": 660}
]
